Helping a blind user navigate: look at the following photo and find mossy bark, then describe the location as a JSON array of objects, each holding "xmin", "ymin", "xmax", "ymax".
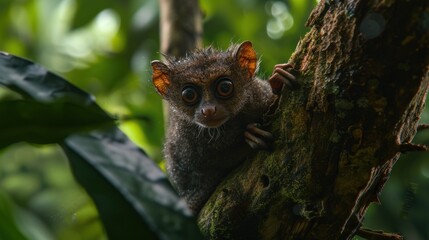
[{"xmin": 198, "ymin": 1, "xmax": 429, "ymax": 239}]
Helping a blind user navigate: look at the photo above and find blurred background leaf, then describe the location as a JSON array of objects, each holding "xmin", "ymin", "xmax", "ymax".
[
  {"xmin": 1, "ymin": 0, "xmax": 428, "ymax": 239},
  {"xmin": 0, "ymin": 191, "xmax": 29, "ymax": 240}
]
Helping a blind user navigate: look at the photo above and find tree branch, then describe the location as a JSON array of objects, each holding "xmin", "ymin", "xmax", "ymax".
[
  {"xmin": 417, "ymin": 124, "xmax": 429, "ymax": 131},
  {"xmin": 357, "ymin": 228, "xmax": 403, "ymax": 240},
  {"xmin": 399, "ymin": 143, "xmax": 429, "ymax": 153}
]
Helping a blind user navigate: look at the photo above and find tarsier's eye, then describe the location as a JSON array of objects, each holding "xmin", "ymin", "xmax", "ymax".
[
  {"xmin": 215, "ymin": 78, "xmax": 234, "ymax": 99},
  {"xmin": 181, "ymin": 85, "xmax": 200, "ymax": 105}
]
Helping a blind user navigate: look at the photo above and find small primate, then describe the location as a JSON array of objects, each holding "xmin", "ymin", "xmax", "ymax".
[{"xmin": 151, "ymin": 41, "xmax": 296, "ymax": 214}]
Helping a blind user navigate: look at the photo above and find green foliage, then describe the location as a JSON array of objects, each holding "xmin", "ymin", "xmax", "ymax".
[
  {"xmin": 0, "ymin": 191, "xmax": 28, "ymax": 240},
  {"xmin": 0, "ymin": 100, "xmax": 114, "ymax": 148},
  {"xmin": 201, "ymin": 0, "xmax": 315, "ymax": 75},
  {"xmin": 64, "ymin": 130, "xmax": 201, "ymax": 240},
  {"xmin": 0, "ymin": 53, "xmax": 201, "ymax": 239},
  {"xmin": 1, "ymin": 143, "xmax": 105, "ymax": 240},
  {"xmin": 0, "ymin": 0, "xmax": 428, "ymax": 239},
  {"xmin": 0, "ymin": 52, "xmax": 115, "ymax": 148}
]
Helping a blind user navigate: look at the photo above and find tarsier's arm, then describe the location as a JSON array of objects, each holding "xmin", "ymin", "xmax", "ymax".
[{"xmin": 245, "ymin": 62, "xmax": 298, "ymax": 149}]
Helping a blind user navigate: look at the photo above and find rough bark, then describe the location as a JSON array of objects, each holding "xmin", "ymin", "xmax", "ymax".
[{"xmin": 198, "ymin": 1, "xmax": 429, "ymax": 239}]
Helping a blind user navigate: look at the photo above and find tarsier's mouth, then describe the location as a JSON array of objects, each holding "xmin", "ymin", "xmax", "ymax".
[{"xmin": 196, "ymin": 117, "xmax": 229, "ymax": 128}]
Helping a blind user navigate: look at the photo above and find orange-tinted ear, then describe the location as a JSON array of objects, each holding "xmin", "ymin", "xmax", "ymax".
[
  {"xmin": 151, "ymin": 60, "xmax": 171, "ymax": 96},
  {"xmin": 235, "ymin": 41, "xmax": 257, "ymax": 79}
]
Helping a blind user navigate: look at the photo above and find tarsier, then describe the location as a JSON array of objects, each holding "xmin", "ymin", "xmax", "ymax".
[{"xmin": 151, "ymin": 41, "xmax": 296, "ymax": 214}]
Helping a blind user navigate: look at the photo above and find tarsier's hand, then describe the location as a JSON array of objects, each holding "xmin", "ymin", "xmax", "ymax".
[
  {"xmin": 244, "ymin": 123, "xmax": 273, "ymax": 149},
  {"xmin": 245, "ymin": 63, "xmax": 297, "ymax": 149},
  {"xmin": 269, "ymin": 63, "xmax": 299, "ymax": 95}
]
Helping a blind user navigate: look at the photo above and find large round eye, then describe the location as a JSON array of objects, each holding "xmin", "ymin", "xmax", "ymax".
[
  {"xmin": 215, "ymin": 78, "xmax": 234, "ymax": 99},
  {"xmin": 181, "ymin": 86, "xmax": 200, "ymax": 105}
]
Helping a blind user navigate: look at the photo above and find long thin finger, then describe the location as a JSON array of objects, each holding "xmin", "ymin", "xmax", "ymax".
[
  {"xmin": 274, "ymin": 63, "xmax": 293, "ymax": 69},
  {"xmin": 272, "ymin": 63, "xmax": 292, "ymax": 75},
  {"xmin": 274, "ymin": 67, "xmax": 296, "ymax": 81},
  {"xmin": 247, "ymin": 124, "xmax": 273, "ymax": 139},
  {"xmin": 245, "ymin": 138, "xmax": 259, "ymax": 149},
  {"xmin": 269, "ymin": 74, "xmax": 294, "ymax": 89},
  {"xmin": 244, "ymin": 131, "xmax": 268, "ymax": 149}
]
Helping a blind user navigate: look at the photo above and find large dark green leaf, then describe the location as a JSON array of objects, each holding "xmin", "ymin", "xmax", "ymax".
[
  {"xmin": 0, "ymin": 52, "xmax": 115, "ymax": 147},
  {"xmin": 0, "ymin": 52, "xmax": 95, "ymax": 104},
  {"xmin": 63, "ymin": 128, "xmax": 201, "ymax": 240},
  {"xmin": 0, "ymin": 100, "xmax": 114, "ymax": 148},
  {"xmin": 0, "ymin": 52, "xmax": 202, "ymax": 239}
]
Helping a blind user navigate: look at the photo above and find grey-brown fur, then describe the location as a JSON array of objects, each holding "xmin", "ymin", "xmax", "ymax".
[{"xmin": 152, "ymin": 42, "xmax": 275, "ymax": 214}]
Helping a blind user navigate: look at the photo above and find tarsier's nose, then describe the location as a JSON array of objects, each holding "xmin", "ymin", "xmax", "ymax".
[{"xmin": 201, "ymin": 105, "xmax": 217, "ymax": 118}]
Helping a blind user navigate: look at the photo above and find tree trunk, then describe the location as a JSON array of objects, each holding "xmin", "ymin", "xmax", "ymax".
[
  {"xmin": 198, "ymin": 1, "xmax": 429, "ymax": 239},
  {"xmin": 159, "ymin": 0, "xmax": 203, "ymax": 57},
  {"xmin": 158, "ymin": 0, "xmax": 203, "ymax": 133}
]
